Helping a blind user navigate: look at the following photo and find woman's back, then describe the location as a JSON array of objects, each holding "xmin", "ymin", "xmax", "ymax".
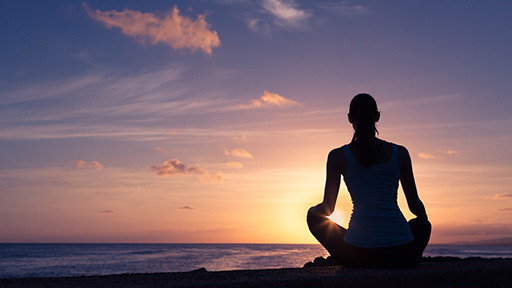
[{"xmin": 341, "ymin": 142, "xmax": 414, "ymax": 248}]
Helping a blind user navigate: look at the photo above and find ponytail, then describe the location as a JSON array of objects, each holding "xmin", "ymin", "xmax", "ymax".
[{"xmin": 348, "ymin": 93, "xmax": 380, "ymax": 167}]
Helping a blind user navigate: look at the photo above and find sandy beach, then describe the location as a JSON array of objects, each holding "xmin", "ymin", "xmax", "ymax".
[{"xmin": 1, "ymin": 258, "xmax": 511, "ymax": 288}]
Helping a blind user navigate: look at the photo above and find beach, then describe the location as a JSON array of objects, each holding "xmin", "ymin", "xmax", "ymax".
[{"xmin": 2, "ymin": 258, "xmax": 511, "ymax": 288}]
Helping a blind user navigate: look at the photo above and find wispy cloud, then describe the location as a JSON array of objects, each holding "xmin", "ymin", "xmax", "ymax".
[
  {"xmin": 74, "ymin": 160, "xmax": 103, "ymax": 170},
  {"xmin": 71, "ymin": 48, "xmax": 91, "ymax": 63},
  {"xmin": 0, "ymin": 67, "xmax": 238, "ymax": 140},
  {"xmin": 262, "ymin": 0, "xmax": 312, "ymax": 27},
  {"xmin": 150, "ymin": 159, "xmax": 224, "ymax": 181},
  {"xmin": 495, "ymin": 193, "xmax": 512, "ymax": 199},
  {"xmin": 179, "ymin": 205, "xmax": 198, "ymax": 211},
  {"xmin": 168, "ymin": 130, "xmax": 182, "ymax": 135},
  {"xmin": 99, "ymin": 209, "xmax": 117, "ymax": 213},
  {"xmin": 418, "ymin": 152, "xmax": 435, "ymax": 159},
  {"xmin": 233, "ymin": 133, "xmax": 247, "ymax": 141},
  {"xmin": 435, "ymin": 223, "xmax": 512, "ymax": 236},
  {"xmin": 317, "ymin": 2, "xmax": 370, "ymax": 15},
  {"xmin": 223, "ymin": 147, "xmax": 254, "ymax": 158},
  {"xmin": 446, "ymin": 150, "xmax": 459, "ymax": 155},
  {"xmin": 497, "ymin": 208, "xmax": 512, "ymax": 211},
  {"xmin": 154, "ymin": 146, "xmax": 166, "ymax": 152},
  {"xmin": 238, "ymin": 90, "xmax": 303, "ymax": 109},
  {"xmin": 222, "ymin": 161, "xmax": 243, "ymax": 168},
  {"xmin": 84, "ymin": 4, "xmax": 220, "ymax": 54}
]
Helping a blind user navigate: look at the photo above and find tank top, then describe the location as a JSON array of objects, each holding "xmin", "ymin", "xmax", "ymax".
[{"xmin": 342, "ymin": 143, "xmax": 414, "ymax": 248}]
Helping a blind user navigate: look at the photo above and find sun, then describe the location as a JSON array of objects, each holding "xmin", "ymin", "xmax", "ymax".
[{"xmin": 327, "ymin": 210, "xmax": 345, "ymax": 226}]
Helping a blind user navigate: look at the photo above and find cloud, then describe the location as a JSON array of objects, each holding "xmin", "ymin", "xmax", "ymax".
[
  {"xmin": 239, "ymin": 90, "xmax": 303, "ymax": 109},
  {"xmin": 262, "ymin": 0, "xmax": 312, "ymax": 27},
  {"xmin": 497, "ymin": 208, "xmax": 512, "ymax": 211},
  {"xmin": 179, "ymin": 205, "xmax": 198, "ymax": 210},
  {"xmin": 495, "ymin": 193, "xmax": 512, "ymax": 199},
  {"xmin": 233, "ymin": 133, "xmax": 247, "ymax": 141},
  {"xmin": 435, "ymin": 223, "xmax": 512, "ymax": 236},
  {"xmin": 74, "ymin": 160, "xmax": 103, "ymax": 170},
  {"xmin": 222, "ymin": 161, "xmax": 243, "ymax": 168},
  {"xmin": 223, "ymin": 148, "xmax": 254, "ymax": 158},
  {"xmin": 446, "ymin": 150, "xmax": 459, "ymax": 155},
  {"xmin": 200, "ymin": 171, "xmax": 225, "ymax": 181},
  {"xmin": 0, "ymin": 66, "xmax": 244, "ymax": 141},
  {"xmin": 84, "ymin": 4, "xmax": 220, "ymax": 55},
  {"xmin": 155, "ymin": 146, "xmax": 166, "ymax": 152},
  {"xmin": 150, "ymin": 159, "xmax": 204, "ymax": 175},
  {"xmin": 71, "ymin": 48, "xmax": 91, "ymax": 63},
  {"xmin": 418, "ymin": 152, "xmax": 435, "ymax": 159},
  {"xmin": 168, "ymin": 130, "xmax": 182, "ymax": 135},
  {"xmin": 317, "ymin": 2, "xmax": 370, "ymax": 15},
  {"xmin": 99, "ymin": 209, "xmax": 117, "ymax": 213},
  {"xmin": 150, "ymin": 159, "xmax": 223, "ymax": 181}
]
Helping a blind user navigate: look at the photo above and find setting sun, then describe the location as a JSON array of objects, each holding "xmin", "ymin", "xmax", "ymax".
[{"xmin": 327, "ymin": 210, "xmax": 346, "ymax": 226}]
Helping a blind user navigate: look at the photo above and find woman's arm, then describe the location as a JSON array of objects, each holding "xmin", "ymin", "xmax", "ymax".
[
  {"xmin": 311, "ymin": 149, "xmax": 343, "ymax": 216},
  {"xmin": 398, "ymin": 145, "xmax": 428, "ymax": 219}
]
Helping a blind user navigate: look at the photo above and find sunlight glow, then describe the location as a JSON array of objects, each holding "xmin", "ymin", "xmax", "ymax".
[{"xmin": 327, "ymin": 210, "xmax": 345, "ymax": 226}]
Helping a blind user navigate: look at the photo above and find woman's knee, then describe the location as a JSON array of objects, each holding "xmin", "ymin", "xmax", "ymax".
[
  {"xmin": 409, "ymin": 218, "xmax": 431, "ymax": 234},
  {"xmin": 307, "ymin": 206, "xmax": 326, "ymax": 224},
  {"xmin": 306, "ymin": 207, "xmax": 317, "ymax": 226}
]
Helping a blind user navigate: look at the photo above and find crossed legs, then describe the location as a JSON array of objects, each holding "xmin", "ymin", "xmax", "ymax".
[{"xmin": 307, "ymin": 207, "xmax": 431, "ymax": 268}]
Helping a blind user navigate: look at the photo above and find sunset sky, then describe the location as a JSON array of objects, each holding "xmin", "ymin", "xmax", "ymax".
[{"xmin": 1, "ymin": 0, "xmax": 511, "ymax": 244}]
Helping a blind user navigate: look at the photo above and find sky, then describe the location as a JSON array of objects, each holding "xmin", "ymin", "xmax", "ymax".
[{"xmin": 0, "ymin": 0, "xmax": 511, "ymax": 244}]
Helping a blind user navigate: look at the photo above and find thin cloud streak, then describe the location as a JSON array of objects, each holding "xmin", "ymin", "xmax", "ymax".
[
  {"xmin": 85, "ymin": 4, "xmax": 220, "ymax": 54},
  {"xmin": 99, "ymin": 209, "xmax": 117, "ymax": 213},
  {"xmin": 222, "ymin": 161, "xmax": 243, "ymax": 168},
  {"xmin": 418, "ymin": 153, "xmax": 435, "ymax": 159},
  {"xmin": 179, "ymin": 206, "xmax": 198, "ymax": 210},
  {"xmin": 154, "ymin": 146, "xmax": 166, "ymax": 152},
  {"xmin": 262, "ymin": 0, "xmax": 312, "ymax": 27},
  {"xmin": 223, "ymin": 148, "xmax": 253, "ymax": 158},
  {"xmin": 150, "ymin": 159, "xmax": 224, "ymax": 181},
  {"xmin": 238, "ymin": 90, "xmax": 303, "ymax": 109},
  {"xmin": 74, "ymin": 160, "xmax": 103, "ymax": 170},
  {"xmin": 317, "ymin": 2, "xmax": 370, "ymax": 15},
  {"xmin": 0, "ymin": 67, "xmax": 236, "ymax": 140},
  {"xmin": 435, "ymin": 223, "xmax": 512, "ymax": 236}
]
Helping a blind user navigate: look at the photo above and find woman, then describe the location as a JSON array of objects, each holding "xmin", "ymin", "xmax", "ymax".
[{"xmin": 307, "ymin": 93, "xmax": 431, "ymax": 268}]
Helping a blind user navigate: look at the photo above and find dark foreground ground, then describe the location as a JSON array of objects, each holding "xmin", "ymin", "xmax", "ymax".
[{"xmin": 2, "ymin": 258, "xmax": 512, "ymax": 288}]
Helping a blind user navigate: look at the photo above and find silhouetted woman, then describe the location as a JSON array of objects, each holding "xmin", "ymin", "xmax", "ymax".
[{"xmin": 307, "ymin": 93, "xmax": 431, "ymax": 268}]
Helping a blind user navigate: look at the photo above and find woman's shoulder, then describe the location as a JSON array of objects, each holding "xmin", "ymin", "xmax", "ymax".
[
  {"xmin": 393, "ymin": 143, "xmax": 410, "ymax": 157},
  {"xmin": 383, "ymin": 140, "xmax": 409, "ymax": 154},
  {"xmin": 328, "ymin": 146, "xmax": 348, "ymax": 175},
  {"xmin": 329, "ymin": 145, "xmax": 349, "ymax": 157},
  {"xmin": 391, "ymin": 142, "xmax": 412, "ymax": 169}
]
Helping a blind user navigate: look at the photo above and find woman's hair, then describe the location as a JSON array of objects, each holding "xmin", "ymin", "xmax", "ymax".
[{"xmin": 348, "ymin": 93, "xmax": 380, "ymax": 167}]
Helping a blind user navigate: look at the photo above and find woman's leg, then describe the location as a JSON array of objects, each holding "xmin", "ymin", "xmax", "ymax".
[{"xmin": 306, "ymin": 207, "xmax": 347, "ymax": 262}]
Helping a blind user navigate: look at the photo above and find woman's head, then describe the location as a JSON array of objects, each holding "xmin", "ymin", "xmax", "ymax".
[
  {"xmin": 348, "ymin": 93, "xmax": 380, "ymax": 166},
  {"xmin": 348, "ymin": 93, "xmax": 380, "ymax": 128}
]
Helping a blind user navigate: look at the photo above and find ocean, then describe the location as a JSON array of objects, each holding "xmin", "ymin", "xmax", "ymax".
[{"xmin": 1, "ymin": 243, "xmax": 512, "ymax": 279}]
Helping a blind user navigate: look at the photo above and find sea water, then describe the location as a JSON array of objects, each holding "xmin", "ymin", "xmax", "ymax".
[{"xmin": 1, "ymin": 243, "xmax": 511, "ymax": 279}]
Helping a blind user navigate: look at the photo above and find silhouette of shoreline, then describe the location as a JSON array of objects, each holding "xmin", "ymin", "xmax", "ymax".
[{"xmin": 2, "ymin": 257, "xmax": 511, "ymax": 288}]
